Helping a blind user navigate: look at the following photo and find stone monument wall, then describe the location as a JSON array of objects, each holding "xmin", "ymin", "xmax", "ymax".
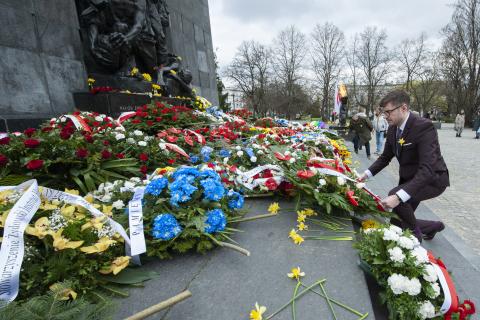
[{"xmin": 0, "ymin": 0, "xmax": 218, "ymax": 131}]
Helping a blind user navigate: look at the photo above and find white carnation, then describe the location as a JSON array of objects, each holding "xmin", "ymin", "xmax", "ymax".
[
  {"xmin": 250, "ymin": 156, "xmax": 257, "ymax": 163},
  {"xmin": 383, "ymin": 229, "xmax": 400, "ymax": 241},
  {"xmin": 100, "ymin": 194, "xmax": 111, "ymax": 202},
  {"xmin": 223, "ymin": 157, "xmax": 229, "ymax": 164},
  {"xmin": 337, "ymin": 176, "xmax": 346, "ymax": 186},
  {"xmin": 133, "ymin": 130, "xmax": 144, "ymax": 136},
  {"xmin": 124, "ymin": 181, "xmax": 136, "ymax": 190},
  {"xmin": 355, "ymin": 182, "xmax": 365, "ymax": 189},
  {"xmin": 127, "ymin": 137, "xmax": 136, "ymax": 144},
  {"xmin": 112, "ymin": 200, "xmax": 125, "ymax": 210},
  {"xmin": 388, "ymin": 247, "xmax": 405, "ymax": 263},
  {"xmin": 236, "ymin": 150, "xmax": 244, "ymax": 157},
  {"xmin": 115, "ymin": 126, "xmax": 125, "ymax": 131},
  {"xmin": 257, "ymin": 150, "xmax": 264, "ymax": 155},
  {"xmin": 397, "ymin": 236, "xmax": 415, "ymax": 250},
  {"xmin": 423, "ymin": 264, "xmax": 438, "ymax": 283},
  {"xmin": 115, "ymin": 134, "xmax": 125, "ymax": 140},
  {"xmin": 138, "ymin": 141, "xmax": 147, "ymax": 147},
  {"xmin": 418, "ymin": 301, "xmax": 436, "ymax": 319}
]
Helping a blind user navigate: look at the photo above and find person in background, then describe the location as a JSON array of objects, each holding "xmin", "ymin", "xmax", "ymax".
[
  {"xmin": 348, "ymin": 108, "xmax": 373, "ymax": 159},
  {"xmin": 373, "ymin": 107, "xmax": 388, "ymax": 155},
  {"xmin": 454, "ymin": 109, "xmax": 465, "ymax": 137},
  {"xmin": 473, "ymin": 110, "xmax": 480, "ymax": 139}
]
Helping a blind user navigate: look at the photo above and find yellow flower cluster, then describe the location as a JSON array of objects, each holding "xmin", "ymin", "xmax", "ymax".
[
  {"xmin": 268, "ymin": 202, "xmax": 280, "ymax": 214},
  {"xmin": 142, "ymin": 73, "xmax": 152, "ymax": 82},
  {"xmin": 361, "ymin": 219, "xmax": 380, "ymax": 230},
  {"xmin": 194, "ymin": 96, "xmax": 212, "ymax": 112},
  {"xmin": 130, "ymin": 67, "xmax": 139, "ymax": 76}
]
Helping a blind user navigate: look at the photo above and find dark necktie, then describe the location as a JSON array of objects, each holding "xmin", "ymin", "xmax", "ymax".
[{"xmin": 396, "ymin": 127, "xmax": 403, "ymax": 157}]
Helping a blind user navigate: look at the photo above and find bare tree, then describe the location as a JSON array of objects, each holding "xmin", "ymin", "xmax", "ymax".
[
  {"xmin": 350, "ymin": 26, "xmax": 391, "ymax": 115},
  {"xmin": 397, "ymin": 33, "xmax": 428, "ymax": 93},
  {"xmin": 225, "ymin": 40, "xmax": 272, "ymax": 116},
  {"xmin": 410, "ymin": 52, "xmax": 443, "ymax": 115},
  {"xmin": 272, "ymin": 25, "xmax": 308, "ymax": 119},
  {"xmin": 440, "ymin": 0, "xmax": 480, "ymax": 124},
  {"xmin": 310, "ymin": 22, "xmax": 345, "ymax": 119}
]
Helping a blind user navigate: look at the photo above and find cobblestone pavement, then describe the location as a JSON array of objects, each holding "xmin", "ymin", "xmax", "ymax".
[{"xmin": 375, "ymin": 123, "xmax": 480, "ymax": 255}]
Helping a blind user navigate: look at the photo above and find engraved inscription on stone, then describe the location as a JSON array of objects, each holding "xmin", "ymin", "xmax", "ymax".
[{"xmin": 197, "ymin": 50, "xmax": 209, "ymax": 73}]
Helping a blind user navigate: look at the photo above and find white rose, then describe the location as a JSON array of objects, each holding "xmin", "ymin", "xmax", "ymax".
[
  {"xmin": 60, "ymin": 117, "xmax": 67, "ymax": 123},
  {"xmin": 418, "ymin": 301, "xmax": 435, "ymax": 319},
  {"xmin": 355, "ymin": 182, "xmax": 366, "ymax": 189},
  {"xmin": 159, "ymin": 143, "xmax": 166, "ymax": 150},
  {"xmin": 250, "ymin": 156, "xmax": 257, "ymax": 163},
  {"xmin": 138, "ymin": 141, "xmax": 147, "ymax": 147},
  {"xmin": 115, "ymin": 126, "xmax": 125, "ymax": 131},
  {"xmin": 397, "ymin": 236, "xmax": 415, "ymax": 250},
  {"xmin": 388, "ymin": 247, "xmax": 405, "ymax": 263},
  {"xmin": 127, "ymin": 138, "xmax": 136, "ymax": 144},
  {"xmin": 112, "ymin": 200, "xmax": 125, "ymax": 210},
  {"xmin": 100, "ymin": 194, "xmax": 111, "ymax": 202},
  {"xmin": 337, "ymin": 176, "xmax": 346, "ymax": 186},
  {"xmin": 235, "ymin": 146, "xmax": 241, "ymax": 151},
  {"xmin": 115, "ymin": 134, "xmax": 125, "ymax": 140},
  {"xmin": 236, "ymin": 151, "xmax": 244, "ymax": 157},
  {"xmin": 134, "ymin": 130, "xmax": 144, "ymax": 136},
  {"xmin": 257, "ymin": 150, "xmax": 264, "ymax": 155},
  {"xmin": 95, "ymin": 116, "xmax": 103, "ymax": 122}
]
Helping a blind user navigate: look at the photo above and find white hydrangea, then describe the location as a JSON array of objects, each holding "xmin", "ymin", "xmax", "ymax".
[
  {"xmin": 430, "ymin": 282, "xmax": 441, "ymax": 298},
  {"xmin": 418, "ymin": 301, "xmax": 436, "ymax": 319},
  {"xmin": 237, "ymin": 151, "xmax": 244, "ymax": 157},
  {"xmin": 138, "ymin": 141, "xmax": 147, "ymax": 147},
  {"xmin": 389, "ymin": 225, "xmax": 403, "ymax": 235},
  {"xmin": 112, "ymin": 200, "xmax": 125, "ymax": 210},
  {"xmin": 133, "ymin": 130, "xmax": 144, "ymax": 136},
  {"xmin": 405, "ymin": 277, "xmax": 422, "ymax": 296},
  {"xmin": 388, "ymin": 247, "xmax": 405, "ymax": 263},
  {"xmin": 387, "ymin": 274, "xmax": 406, "ymax": 295},
  {"xmin": 383, "ymin": 229, "xmax": 400, "ymax": 241},
  {"xmin": 115, "ymin": 133, "xmax": 125, "ymax": 140},
  {"xmin": 423, "ymin": 264, "xmax": 438, "ymax": 283},
  {"xmin": 337, "ymin": 176, "xmax": 346, "ymax": 186},
  {"xmin": 397, "ymin": 236, "xmax": 415, "ymax": 250},
  {"xmin": 411, "ymin": 247, "xmax": 429, "ymax": 266}
]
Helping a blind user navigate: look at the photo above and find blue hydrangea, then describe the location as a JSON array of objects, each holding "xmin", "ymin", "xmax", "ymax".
[
  {"xmin": 218, "ymin": 149, "xmax": 231, "ymax": 158},
  {"xmin": 199, "ymin": 169, "xmax": 221, "ymax": 182},
  {"xmin": 169, "ymin": 180, "xmax": 198, "ymax": 206},
  {"xmin": 244, "ymin": 147, "xmax": 254, "ymax": 158},
  {"xmin": 200, "ymin": 178, "xmax": 225, "ymax": 201},
  {"xmin": 152, "ymin": 213, "xmax": 182, "ymax": 240},
  {"xmin": 189, "ymin": 154, "xmax": 200, "ymax": 164},
  {"xmin": 145, "ymin": 177, "xmax": 168, "ymax": 196},
  {"xmin": 204, "ymin": 209, "xmax": 227, "ymax": 234},
  {"xmin": 227, "ymin": 190, "xmax": 244, "ymax": 209},
  {"xmin": 201, "ymin": 146, "xmax": 214, "ymax": 162},
  {"xmin": 171, "ymin": 167, "xmax": 199, "ymax": 180}
]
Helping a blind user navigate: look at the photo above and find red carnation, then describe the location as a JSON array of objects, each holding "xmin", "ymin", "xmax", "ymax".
[
  {"xmin": 84, "ymin": 135, "xmax": 94, "ymax": 143},
  {"xmin": 26, "ymin": 159, "xmax": 43, "ymax": 170},
  {"xmin": 155, "ymin": 117, "xmax": 163, "ymax": 122},
  {"xmin": 146, "ymin": 120, "xmax": 154, "ymax": 127},
  {"xmin": 92, "ymin": 121, "xmax": 100, "ymax": 127},
  {"xmin": 76, "ymin": 148, "xmax": 89, "ymax": 158},
  {"xmin": 101, "ymin": 150, "xmax": 112, "ymax": 159},
  {"xmin": 115, "ymin": 153, "xmax": 125, "ymax": 159},
  {"xmin": 265, "ymin": 178, "xmax": 278, "ymax": 191},
  {"xmin": 139, "ymin": 153, "xmax": 149, "ymax": 162},
  {"xmin": 131, "ymin": 119, "xmax": 141, "ymax": 124},
  {"xmin": 0, "ymin": 137, "xmax": 10, "ymax": 145},
  {"xmin": 41, "ymin": 127, "xmax": 53, "ymax": 133},
  {"xmin": 73, "ymin": 111, "xmax": 81, "ymax": 116},
  {"xmin": 24, "ymin": 139, "xmax": 40, "ymax": 148},
  {"xmin": 103, "ymin": 140, "xmax": 110, "ymax": 146},
  {"xmin": 172, "ymin": 115, "xmax": 178, "ymax": 122},
  {"xmin": 346, "ymin": 190, "xmax": 359, "ymax": 206},
  {"xmin": 297, "ymin": 170, "xmax": 315, "ymax": 179},
  {"xmin": 140, "ymin": 165, "xmax": 148, "ymax": 174},
  {"xmin": 463, "ymin": 300, "xmax": 476, "ymax": 315},
  {"xmin": 0, "ymin": 154, "xmax": 8, "ymax": 166},
  {"xmin": 24, "ymin": 128, "xmax": 36, "ymax": 137}
]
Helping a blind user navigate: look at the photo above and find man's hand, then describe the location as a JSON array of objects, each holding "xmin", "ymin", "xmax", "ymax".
[
  {"xmin": 357, "ymin": 173, "xmax": 369, "ymax": 182},
  {"xmin": 380, "ymin": 195, "xmax": 401, "ymax": 210}
]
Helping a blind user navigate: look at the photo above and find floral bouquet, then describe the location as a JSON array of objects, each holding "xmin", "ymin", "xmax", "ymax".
[{"xmin": 355, "ymin": 224, "xmax": 476, "ymax": 320}]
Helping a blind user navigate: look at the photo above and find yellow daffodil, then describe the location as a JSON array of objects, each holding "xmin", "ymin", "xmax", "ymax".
[
  {"xmin": 289, "ymin": 229, "xmax": 298, "ymax": 238},
  {"xmin": 64, "ymin": 189, "xmax": 80, "ymax": 196},
  {"xmin": 297, "ymin": 222, "xmax": 308, "ymax": 231},
  {"xmin": 288, "ymin": 229, "xmax": 304, "ymax": 245},
  {"xmin": 398, "ymin": 138, "xmax": 405, "ymax": 146},
  {"xmin": 287, "ymin": 267, "xmax": 305, "ymax": 280},
  {"xmin": 297, "ymin": 213, "xmax": 306, "ymax": 223},
  {"xmin": 268, "ymin": 202, "xmax": 280, "ymax": 215},
  {"xmin": 49, "ymin": 283, "xmax": 77, "ymax": 300},
  {"xmin": 51, "ymin": 229, "xmax": 84, "ymax": 251},
  {"xmin": 80, "ymin": 237, "xmax": 116, "ymax": 254},
  {"xmin": 99, "ymin": 256, "xmax": 131, "ymax": 275},
  {"xmin": 250, "ymin": 302, "xmax": 266, "ymax": 320},
  {"xmin": 130, "ymin": 67, "xmax": 139, "ymax": 76},
  {"xmin": 87, "ymin": 78, "xmax": 95, "ymax": 85},
  {"xmin": 81, "ymin": 216, "xmax": 106, "ymax": 231},
  {"xmin": 344, "ymin": 159, "xmax": 352, "ymax": 165},
  {"xmin": 302, "ymin": 208, "xmax": 317, "ymax": 217},
  {"xmin": 0, "ymin": 210, "xmax": 10, "ymax": 228},
  {"xmin": 361, "ymin": 219, "xmax": 380, "ymax": 230},
  {"xmin": 152, "ymin": 83, "xmax": 161, "ymax": 91},
  {"xmin": 25, "ymin": 217, "xmax": 52, "ymax": 239},
  {"xmin": 142, "ymin": 73, "xmax": 152, "ymax": 82}
]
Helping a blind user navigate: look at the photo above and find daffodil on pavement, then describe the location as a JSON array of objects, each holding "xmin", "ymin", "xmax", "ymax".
[
  {"xmin": 49, "ymin": 283, "xmax": 77, "ymax": 300},
  {"xmin": 288, "ymin": 229, "xmax": 304, "ymax": 245},
  {"xmin": 99, "ymin": 256, "xmax": 131, "ymax": 275},
  {"xmin": 297, "ymin": 222, "xmax": 308, "ymax": 231},
  {"xmin": 297, "ymin": 212, "xmax": 306, "ymax": 223},
  {"xmin": 25, "ymin": 217, "xmax": 52, "ymax": 239},
  {"xmin": 287, "ymin": 267, "xmax": 305, "ymax": 280},
  {"xmin": 250, "ymin": 302, "xmax": 267, "ymax": 320},
  {"xmin": 268, "ymin": 202, "xmax": 280, "ymax": 214},
  {"xmin": 51, "ymin": 229, "xmax": 84, "ymax": 251},
  {"xmin": 298, "ymin": 208, "xmax": 317, "ymax": 217},
  {"xmin": 80, "ymin": 237, "xmax": 116, "ymax": 254}
]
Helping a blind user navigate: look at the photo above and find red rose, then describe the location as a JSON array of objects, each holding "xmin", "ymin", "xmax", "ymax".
[
  {"xmin": 73, "ymin": 111, "xmax": 81, "ymax": 116},
  {"xmin": 155, "ymin": 117, "xmax": 163, "ymax": 122},
  {"xmin": 84, "ymin": 135, "xmax": 94, "ymax": 143},
  {"xmin": 101, "ymin": 150, "xmax": 112, "ymax": 159},
  {"xmin": 41, "ymin": 127, "xmax": 53, "ymax": 133},
  {"xmin": 297, "ymin": 170, "xmax": 315, "ymax": 179},
  {"xmin": 24, "ymin": 128, "xmax": 36, "ymax": 137},
  {"xmin": 167, "ymin": 159, "xmax": 176, "ymax": 165},
  {"xmin": 115, "ymin": 153, "xmax": 125, "ymax": 159},
  {"xmin": 265, "ymin": 178, "xmax": 278, "ymax": 191},
  {"xmin": 26, "ymin": 159, "xmax": 43, "ymax": 170},
  {"xmin": 131, "ymin": 119, "xmax": 141, "ymax": 124},
  {"xmin": 172, "ymin": 115, "xmax": 178, "ymax": 122},
  {"xmin": 0, "ymin": 154, "xmax": 8, "ymax": 166},
  {"xmin": 24, "ymin": 139, "xmax": 40, "ymax": 148},
  {"xmin": 0, "ymin": 137, "xmax": 10, "ymax": 145},
  {"xmin": 146, "ymin": 120, "xmax": 154, "ymax": 127},
  {"xmin": 76, "ymin": 148, "xmax": 89, "ymax": 158},
  {"xmin": 92, "ymin": 121, "xmax": 100, "ymax": 127},
  {"xmin": 139, "ymin": 153, "xmax": 149, "ymax": 162},
  {"xmin": 140, "ymin": 165, "xmax": 148, "ymax": 174},
  {"xmin": 103, "ymin": 140, "xmax": 110, "ymax": 146},
  {"xmin": 262, "ymin": 169, "xmax": 273, "ymax": 178},
  {"xmin": 151, "ymin": 108, "xmax": 158, "ymax": 114}
]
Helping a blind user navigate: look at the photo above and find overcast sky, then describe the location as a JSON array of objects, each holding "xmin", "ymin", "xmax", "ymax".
[{"xmin": 209, "ymin": 0, "xmax": 455, "ymax": 75}]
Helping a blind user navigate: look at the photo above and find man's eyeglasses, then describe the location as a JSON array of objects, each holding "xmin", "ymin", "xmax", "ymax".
[{"xmin": 382, "ymin": 104, "xmax": 404, "ymax": 116}]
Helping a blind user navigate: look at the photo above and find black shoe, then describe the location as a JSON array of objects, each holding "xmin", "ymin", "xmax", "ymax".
[{"xmin": 423, "ymin": 222, "xmax": 445, "ymax": 240}]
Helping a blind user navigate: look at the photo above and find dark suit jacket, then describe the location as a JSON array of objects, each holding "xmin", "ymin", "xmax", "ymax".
[{"xmin": 368, "ymin": 113, "xmax": 449, "ymax": 196}]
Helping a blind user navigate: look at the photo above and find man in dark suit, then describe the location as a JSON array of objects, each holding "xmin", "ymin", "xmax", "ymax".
[{"xmin": 358, "ymin": 90, "xmax": 449, "ymax": 241}]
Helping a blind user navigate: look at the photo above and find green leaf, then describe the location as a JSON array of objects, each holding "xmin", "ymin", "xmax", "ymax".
[{"xmin": 97, "ymin": 268, "xmax": 159, "ymax": 285}]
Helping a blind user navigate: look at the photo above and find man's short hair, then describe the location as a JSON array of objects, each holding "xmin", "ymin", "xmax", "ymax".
[{"xmin": 380, "ymin": 90, "xmax": 410, "ymax": 109}]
